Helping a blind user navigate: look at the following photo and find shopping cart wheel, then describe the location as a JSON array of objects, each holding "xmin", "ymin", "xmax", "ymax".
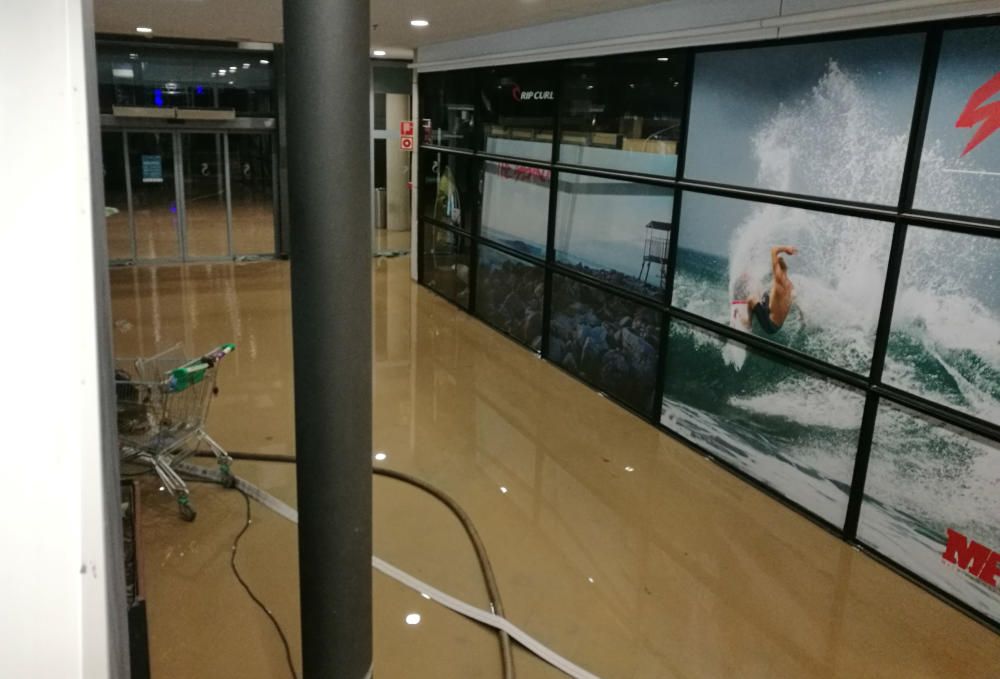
[{"xmin": 178, "ymin": 497, "xmax": 197, "ymax": 522}]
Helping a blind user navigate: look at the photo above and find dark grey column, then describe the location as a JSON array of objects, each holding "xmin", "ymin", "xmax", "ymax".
[{"xmin": 283, "ymin": 1, "xmax": 373, "ymax": 677}]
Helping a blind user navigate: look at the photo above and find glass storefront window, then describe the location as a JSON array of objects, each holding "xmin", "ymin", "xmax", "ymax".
[
  {"xmin": 479, "ymin": 160, "xmax": 550, "ymax": 258},
  {"xmin": 661, "ymin": 320, "xmax": 863, "ymax": 527},
  {"xmin": 422, "ymin": 223, "xmax": 472, "ymax": 308},
  {"xmin": 685, "ymin": 34, "xmax": 924, "ymax": 205},
  {"xmin": 479, "ymin": 65, "xmax": 557, "ymax": 162},
  {"xmin": 420, "ymin": 70, "xmax": 477, "ymax": 149},
  {"xmin": 420, "ymin": 151, "xmax": 475, "ymax": 231},
  {"xmin": 673, "ymin": 192, "xmax": 893, "ymax": 373},
  {"xmin": 884, "ymin": 226, "xmax": 1000, "ymax": 422},
  {"xmin": 476, "ymin": 245, "xmax": 545, "ymax": 350},
  {"xmin": 549, "ymin": 274, "xmax": 661, "ymax": 413},
  {"xmin": 559, "ymin": 51, "xmax": 686, "ymax": 175},
  {"xmin": 858, "ymin": 402, "xmax": 1000, "ymax": 626},
  {"xmin": 913, "ymin": 25, "xmax": 1000, "ymax": 221},
  {"xmin": 554, "ymin": 173, "xmax": 673, "ymax": 300}
]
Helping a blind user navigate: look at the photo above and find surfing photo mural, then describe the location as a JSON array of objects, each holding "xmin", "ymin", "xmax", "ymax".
[
  {"xmin": 662, "ymin": 35, "xmax": 924, "ymax": 526},
  {"xmin": 661, "ymin": 321, "xmax": 865, "ymax": 526},
  {"xmin": 684, "ymin": 34, "xmax": 924, "ymax": 204},
  {"xmin": 858, "ymin": 404, "xmax": 1000, "ymax": 626},
  {"xmin": 862, "ymin": 25, "xmax": 1000, "ymax": 624},
  {"xmin": 554, "ymin": 174, "xmax": 674, "ymax": 300},
  {"xmin": 913, "ymin": 25, "xmax": 1000, "ymax": 221},
  {"xmin": 479, "ymin": 160, "xmax": 550, "ymax": 258}
]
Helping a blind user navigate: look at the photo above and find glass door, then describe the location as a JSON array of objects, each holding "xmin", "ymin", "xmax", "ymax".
[
  {"xmin": 127, "ymin": 132, "xmax": 180, "ymax": 260},
  {"xmin": 181, "ymin": 133, "xmax": 230, "ymax": 258},
  {"xmin": 228, "ymin": 133, "xmax": 276, "ymax": 256},
  {"xmin": 101, "ymin": 131, "xmax": 133, "ymax": 261}
]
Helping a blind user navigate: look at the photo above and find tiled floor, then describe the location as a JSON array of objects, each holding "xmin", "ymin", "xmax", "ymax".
[{"xmin": 113, "ymin": 244, "xmax": 1000, "ymax": 678}]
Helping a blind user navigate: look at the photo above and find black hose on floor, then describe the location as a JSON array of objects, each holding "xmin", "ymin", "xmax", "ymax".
[
  {"xmin": 193, "ymin": 451, "xmax": 516, "ymax": 678},
  {"xmin": 373, "ymin": 467, "xmax": 516, "ymax": 679}
]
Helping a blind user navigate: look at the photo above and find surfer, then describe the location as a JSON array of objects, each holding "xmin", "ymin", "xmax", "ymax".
[{"xmin": 745, "ymin": 245, "xmax": 798, "ymax": 334}]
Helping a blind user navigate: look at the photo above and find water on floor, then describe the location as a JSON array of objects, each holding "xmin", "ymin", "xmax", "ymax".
[{"xmin": 113, "ymin": 249, "xmax": 1000, "ymax": 678}]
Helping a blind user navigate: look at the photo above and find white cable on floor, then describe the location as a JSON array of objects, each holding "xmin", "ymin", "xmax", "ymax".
[{"xmin": 175, "ymin": 462, "xmax": 603, "ymax": 679}]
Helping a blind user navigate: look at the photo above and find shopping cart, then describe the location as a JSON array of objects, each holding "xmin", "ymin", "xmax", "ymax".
[{"xmin": 115, "ymin": 343, "xmax": 237, "ymax": 521}]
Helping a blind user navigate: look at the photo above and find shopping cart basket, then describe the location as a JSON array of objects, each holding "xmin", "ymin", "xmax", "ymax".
[{"xmin": 115, "ymin": 343, "xmax": 236, "ymax": 521}]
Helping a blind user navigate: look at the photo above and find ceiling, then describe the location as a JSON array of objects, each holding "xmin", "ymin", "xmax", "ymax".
[{"xmin": 94, "ymin": 0, "xmax": 667, "ymax": 52}]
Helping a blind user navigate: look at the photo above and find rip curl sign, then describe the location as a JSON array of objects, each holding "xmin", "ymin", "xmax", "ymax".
[
  {"xmin": 956, "ymin": 72, "xmax": 1000, "ymax": 156},
  {"xmin": 511, "ymin": 83, "xmax": 555, "ymax": 103},
  {"xmin": 942, "ymin": 528, "xmax": 1000, "ymax": 589}
]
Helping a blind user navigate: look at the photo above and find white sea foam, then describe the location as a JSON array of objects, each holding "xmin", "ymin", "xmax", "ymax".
[
  {"xmin": 729, "ymin": 379, "xmax": 864, "ymax": 430},
  {"xmin": 723, "ymin": 61, "xmax": 900, "ymax": 374}
]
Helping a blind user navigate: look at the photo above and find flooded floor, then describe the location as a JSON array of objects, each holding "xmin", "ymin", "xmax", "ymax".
[{"xmin": 112, "ymin": 243, "xmax": 1000, "ymax": 678}]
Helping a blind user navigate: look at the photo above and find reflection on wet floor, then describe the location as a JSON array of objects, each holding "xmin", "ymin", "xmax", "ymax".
[{"xmin": 116, "ymin": 249, "xmax": 1000, "ymax": 678}]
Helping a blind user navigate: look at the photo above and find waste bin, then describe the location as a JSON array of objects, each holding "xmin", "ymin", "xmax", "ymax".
[{"xmin": 374, "ymin": 187, "xmax": 387, "ymax": 230}]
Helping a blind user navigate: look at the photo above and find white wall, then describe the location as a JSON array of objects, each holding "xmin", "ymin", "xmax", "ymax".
[
  {"xmin": 416, "ymin": 0, "xmax": 1000, "ymax": 69},
  {"xmin": 0, "ymin": 1, "xmax": 125, "ymax": 677},
  {"xmin": 385, "ymin": 94, "xmax": 413, "ymax": 231}
]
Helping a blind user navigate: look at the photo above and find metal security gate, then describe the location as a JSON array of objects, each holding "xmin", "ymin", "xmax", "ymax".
[{"xmin": 101, "ymin": 123, "xmax": 279, "ymax": 265}]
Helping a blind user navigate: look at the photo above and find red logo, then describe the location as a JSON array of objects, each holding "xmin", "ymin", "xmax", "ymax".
[
  {"xmin": 942, "ymin": 529, "xmax": 1000, "ymax": 588},
  {"xmin": 956, "ymin": 72, "xmax": 1000, "ymax": 156},
  {"xmin": 511, "ymin": 84, "xmax": 522, "ymax": 103}
]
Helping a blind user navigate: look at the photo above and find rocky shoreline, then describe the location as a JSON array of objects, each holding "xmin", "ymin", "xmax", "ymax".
[{"xmin": 550, "ymin": 275, "xmax": 661, "ymax": 412}]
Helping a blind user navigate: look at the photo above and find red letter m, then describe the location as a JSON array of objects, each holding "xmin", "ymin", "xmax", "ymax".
[{"xmin": 942, "ymin": 529, "xmax": 991, "ymax": 576}]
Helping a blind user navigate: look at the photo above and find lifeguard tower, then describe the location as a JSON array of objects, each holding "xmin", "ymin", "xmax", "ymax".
[{"xmin": 638, "ymin": 220, "xmax": 672, "ymax": 287}]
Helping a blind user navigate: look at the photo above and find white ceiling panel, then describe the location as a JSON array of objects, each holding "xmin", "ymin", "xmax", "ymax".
[{"xmin": 94, "ymin": 0, "xmax": 670, "ymax": 50}]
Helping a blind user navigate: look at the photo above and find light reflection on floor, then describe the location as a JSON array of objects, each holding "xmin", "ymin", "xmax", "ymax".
[{"xmin": 115, "ymin": 242, "xmax": 1000, "ymax": 678}]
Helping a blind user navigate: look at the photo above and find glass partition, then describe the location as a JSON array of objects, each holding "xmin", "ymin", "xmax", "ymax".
[
  {"xmin": 549, "ymin": 274, "xmax": 661, "ymax": 414},
  {"xmin": 858, "ymin": 402, "xmax": 1000, "ymax": 626},
  {"xmin": 913, "ymin": 25, "xmax": 1000, "ymax": 220},
  {"xmin": 884, "ymin": 226, "xmax": 1000, "ymax": 422},
  {"xmin": 422, "ymin": 223, "xmax": 472, "ymax": 307},
  {"xmin": 673, "ymin": 192, "xmax": 893, "ymax": 373},
  {"xmin": 479, "ymin": 160, "xmax": 549, "ymax": 258},
  {"xmin": 420, "ymin": 151, "xmax": 475, "ymax": 231},
  {"xmin": 554, "ymin": 174, "xmax": 673, "ymax": 300},
  {"xmin": 420, "ymin": 69, "xmax": 477, "ymax": 149},
  {"xmin": 686, "ymin": 34, "xmax": 924, "ymax": 205},
  {"xmin": 661, "ymin": 321, "xmax": 863, "ymax": 526},
  {"xmin": 559, "ymin": 51, "xmax": 686, "ymax": 175},
  {"xmin": 476, "ymin": 245, "xmax": 545, "ymax": 350},
  {"xmin": 479, "ymin": 64, "xmax": 557, "ymax": 162}
]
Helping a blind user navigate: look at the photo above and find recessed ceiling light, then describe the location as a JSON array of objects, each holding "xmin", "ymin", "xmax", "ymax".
[
  {"xmin": 499, "ymin": 486, "xmax": 508, "ymax": 494},
  {"xmin": 410, "ymin": 19, "xmax": 429, "ymax": 27},
  {"xmin": 229, "ymin": 66, "xmax": 237, "ymax": 72},
  {"xmin": 129, "ymin": 53, "xmax": 139, "ymax": 59},
  {"xmin": 657, "ymin": 57, "xmax": 670, "ymax": 62},
  {"xmin": 228, "ymin": 81, "xmax": 234, "ymax": 85},
  {"xmin": 374, "ymin": 452, "xmax": 387, "ymax": 461},
  {"xmin": 242, "ymin": 63, "xmax": 250, "ymax": 69},
  {"xmin": 405, "ymin": 613, "xmax": 421, "ymax": 625},
  {"xmin": 136, "ymin": 26, "xmax": 153, "ymax": 34},
  {"xmin": 218, "ymin": 69, "xmax": 227, "ymax": 75},
  {"xmin": 259, "ymin": 59, "xmax": 270, "ymax": 65},
  {"xmin": 373, "ymin": 49, "xmax": 387, "ymax": 57}
]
